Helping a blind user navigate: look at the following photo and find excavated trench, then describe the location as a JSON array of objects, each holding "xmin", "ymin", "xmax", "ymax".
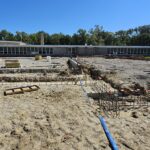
[{"xmin": 67, "ymin": 58, "xmax": 150, "ymax": 117}]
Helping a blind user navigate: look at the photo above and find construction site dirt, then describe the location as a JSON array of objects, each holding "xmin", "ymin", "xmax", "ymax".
[{"xmin": 0, "ymin": 57, "xmax": 149, "ymax": 150}]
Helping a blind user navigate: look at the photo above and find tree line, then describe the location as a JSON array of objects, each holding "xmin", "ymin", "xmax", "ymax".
[{"xmin": 0, "ymin": 25, "xmax": 150, "ymax": 46}]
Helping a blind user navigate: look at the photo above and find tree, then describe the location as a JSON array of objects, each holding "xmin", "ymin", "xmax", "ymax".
[
  {"xmin": 72, "ymin": 29, "xmax": 89, "ymax": 45},
  {"xmin": 0, "ymin": 30, "xmax": 15, "ymax": 41},
  {"xmin": 104, "ymin": 32, "xmax": 115, "ymax": 45},
  {"xmin": 0, "ymin": 24, "xmax": 150, "ymax": 46},
  {"xmin": 88, "ymin": 25, "xmax": 105, "ymax": 45}
]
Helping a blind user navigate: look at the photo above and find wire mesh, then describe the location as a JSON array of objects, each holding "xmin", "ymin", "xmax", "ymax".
[{"xmin": 91, "ymin": 82, "xmax": 150, "ymax": 117}]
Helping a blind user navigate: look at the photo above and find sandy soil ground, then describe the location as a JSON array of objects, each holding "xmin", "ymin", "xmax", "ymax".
[
  {"xmin": 0, "ymin": 57, "xmax": 149, "ymax": 150},
  {"xmin": 0, "ymin": 57, "xmax": 68, "ymax": 70},
  {"xmin": 0, "ymin": 84, "xmax": 149, "ymax": 150},
  {"xmin": 106, "ymin": 108, "xmax": 150, "ymax": 150},
  {"xmin": 0, "ymin": 84, "xmax": 110, "ymax": 150},
  {"xmin": 81, "ymin": 57, "xmax": 150, "ymax": 89}
]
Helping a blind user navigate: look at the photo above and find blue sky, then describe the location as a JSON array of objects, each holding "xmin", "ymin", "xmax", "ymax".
[{"xmin": 0, "ymin": 0, "xmax": 150, "ymax": 34}]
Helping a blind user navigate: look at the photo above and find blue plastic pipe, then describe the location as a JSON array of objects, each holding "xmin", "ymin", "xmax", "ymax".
[
  {"xmin": 79, "ymin": 79, "xmax": 118, "ymax": 150},
  {"xmin": 80, "ymin": 80, "xmax": 86, "ymax": 93},
  {"xmin": 99, "ymin": 116, "xmax": 119, "ymax": 150}
]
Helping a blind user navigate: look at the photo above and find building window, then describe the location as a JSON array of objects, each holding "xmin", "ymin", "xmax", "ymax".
[
  {"xmin": 137, "ymin": 49, "xmax": 140, "ymax": 54},
  {"xmin": 120, "ymin": 49, "xmax": 123, "ymax": 54},
  {"xmin": 107, "ymin": 49, "xmax": 110, "ymax": 54},
  {"xmin": 141, "ymin": 49, "xmax": 144, "ymax": 54},
  {"xmin": 31, "ymin": 47, "xmax": 34, "ymax": 51},
  {"xmin": 8, "ymin": 47, "xmax": 11, "ymax": 54},
  {"xmin": 35, "ymin": 48, "xmax": 39, "ymax": 53},
  {"xmin": 66, "ymin": 48, "xmax": 71, "ymax": 55},
  {"xmin": 118, "ymin": 48, "xmax": 121, "ymax": 54},
  {"xmin": 20, "ymin": 47, "xmax": 24, "ymax": 54},
  {"xmin": 72, "ymin": 48, "xmax": 76, "ymax": 55},
  {"xmin": 0, "ymin": 47, "xmax": 4, "ymax": 54},
  {"xmin": 124, "ymin": 49, "xmax": 127, "ymax": 54},
  {"xmin": 148, "ymin": 49, "xmax": 150, "ymax": 54},
  {"xmin": 134, "ymin": 49, "xmax": 137, "ymax": 54},
  {"xmin": 16, "ymin": 47, "xmax": 19, "ymax": 54},
  {"xmin": 20, "ymin": 47, "xmax": 24, "ymax": 55},
  {"xmin": 43, "ymin": 47, "xmax": 46, "ymax": 54},
  {"xmin": 4, "ymin": 47, "xmax": 8, "ymax": 54},
  {"xmin": 24, "ymin": 47, "xmax": 27, "ymax": 54},
  {"xmin": 44, "ymin": 48, "xmax": 49, "ymax": 55},
  {"xmin": 50, "ymin": 48, "xmax": 53, "ymax": 55},
  {"xmin": 146, "ymin": 49, "xmax": 148, "ymax": 54},
  {"xmin": 109, "ymin": 49, "xmax": 113, "ymax": 54},
  {"xmin": 12, "ymin": 47, "xmax": 14, "ymax": 54},
  {"xmin": 26, "ymin": 47, "xmax": 30, "ymax": 54},
  {"xmin": 39, "ymin": 48, "xmax": 42, "ymax": 54},
  {"xmin": 131, "ymin": 49, "xmax": 134, "ymax": 54}
]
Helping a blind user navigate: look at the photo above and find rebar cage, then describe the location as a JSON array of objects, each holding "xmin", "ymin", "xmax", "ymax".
[{"xmin": 91, "ymin": 82, "xmax": 150, "ymax": 117}]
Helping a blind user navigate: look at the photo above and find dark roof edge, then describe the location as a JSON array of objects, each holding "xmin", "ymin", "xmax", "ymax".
[{"xmin": 0, "ymin": 45, "xmax": 150, "ymax": 48}]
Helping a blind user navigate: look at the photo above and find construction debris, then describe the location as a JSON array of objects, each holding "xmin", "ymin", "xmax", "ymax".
[
  {"xmin": 4, "ymin": 85, "xmax": 40, "ymax": 96},
  {"xmin": 35, "ymin": 55, "xmax": 42, "ymax": 60},
  {"xmin": 67, "ymin": 58, "xmax": 82, "ymax": 74},
  {"xmin": 0, "ymin": 76, "xmax": 77, "ymax": 82},
  {"xmin": 5, "ymin": 60, "xmax": 20, "ymax": 68}
]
